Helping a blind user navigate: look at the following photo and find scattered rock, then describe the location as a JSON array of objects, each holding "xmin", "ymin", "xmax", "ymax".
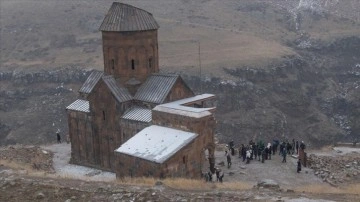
[
  {"xmin": 85, "ymin": 170, "xmax": 101, "ymax": 177},
  {"xmin": 257, "ymin": 179, "xmax": 280, "ymax": 189},
  {"xmin": 36, "ymin": 192, "xmax": 45, "ymax": 199}
]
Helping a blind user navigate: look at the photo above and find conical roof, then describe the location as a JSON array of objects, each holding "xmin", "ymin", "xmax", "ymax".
[{"xmin": 99, "ymin": 2, "xmax": 159, "ymax": 32}]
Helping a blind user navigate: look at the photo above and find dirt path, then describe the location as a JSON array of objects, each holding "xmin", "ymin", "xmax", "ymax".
[
  {"xmin": 41, "ymin": 143, "xmax": 359, "ymax": 190},
  {"xmin": 214, "ymin": 150, "xmax": 323, "ymax": 188},
  {"xmin": 42, "ymin": 143, "xmax": 115, "ymax": 181}
]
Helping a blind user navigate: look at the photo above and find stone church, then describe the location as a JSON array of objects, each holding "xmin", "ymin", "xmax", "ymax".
[{"xmin": 66, "ymin": 2, "xmax": 216, "ymax": 178}]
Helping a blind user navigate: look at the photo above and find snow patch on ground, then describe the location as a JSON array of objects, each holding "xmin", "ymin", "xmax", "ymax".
[
  {"xmin": 42, "ymin": 143, "xmax": 115, "ymax": 182},
  {"xmin": 309, "ymin": 146, "xmax": 360, "ymax": 156},
  {"xmin": 285, "ymin": 198, "xmax": 335, "ymax": 202},
  {"xmin": 333, "ymin": 146, "xmax": 360, "ymax": 155}
]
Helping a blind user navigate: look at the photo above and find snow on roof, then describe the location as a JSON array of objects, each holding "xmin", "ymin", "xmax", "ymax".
[
  {"xmin": 153, "ymin": 94, "xmax": 215, "ymax": 117},
  {"xmin": 121, "ymin": 107, "xmax": 152, "ymax": 122},
  {"xmin": 66, "ymin": 99, "xmax": 90, "ymax": 113},
  {"xmin": 115, "ymin": 125, "xmax": 198, "ymax": 163}
]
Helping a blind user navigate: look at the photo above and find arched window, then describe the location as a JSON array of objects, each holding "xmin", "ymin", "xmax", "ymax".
[
  {"xmin": 148, "ymin": 57, "xmax": 152, "ymax": 68},
  {"xmin": 131, "ymin": 59, "xmax": 135, "ymax": 70},
  {"xmin": 183, "ymin": 156, "xmax": 187, "ymax": 164},
  {"xmin": 111, "ymin": 59, "xmax": 115, "ymax": 70}
]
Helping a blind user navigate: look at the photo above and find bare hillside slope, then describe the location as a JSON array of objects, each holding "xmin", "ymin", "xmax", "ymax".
[{"xmin": 0, "ymin": 0, "xmax": 359, "ymax": 146}]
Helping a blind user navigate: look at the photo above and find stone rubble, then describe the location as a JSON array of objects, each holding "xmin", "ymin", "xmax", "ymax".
[
  {"xmin": 307, "ymin": 152, "xmax": 360, "ymax": 186},
  {"xmin": 0, "ymin": 145, "xmax": 54, "ymax": 172}
]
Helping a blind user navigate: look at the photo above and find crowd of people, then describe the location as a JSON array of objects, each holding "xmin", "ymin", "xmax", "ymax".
[
  {"xmin": 233, "ymin": 139, "xmax": 306, "ymax": 165},
  {"xmin": 204, "ymin": 138, "xmax": 306, "ymax": 182}
]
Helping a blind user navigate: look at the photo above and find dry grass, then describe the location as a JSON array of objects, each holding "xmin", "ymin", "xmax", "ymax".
[
  {"xmin": 115, "ymin": 177, "xmax": 157, "ymax": 186},
  {"xmin": 296, "ymin": 183, "xmax": 360, "ymax": 195},
  {"xmin": 114, "ymin": 177, "xmax": 252, "ymax": 191},
  {"xmin": 216, "ymin": 181, "xmax": 253, "ymax": 190},
  {"xmin": 163, "ymin": 178, "xmax": 212, "ymax": 190},
  {"xmin": 0, "ymin": 159, "xmax": 50, "ymax": 177},
  {"xmin": 0, "ymin": 159, "xmax": 32, "ymax": 171}
]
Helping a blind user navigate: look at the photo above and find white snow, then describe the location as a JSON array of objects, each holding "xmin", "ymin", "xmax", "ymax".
[
  {"xmin": 115, "ymin": 125, "xmax": 198, "ymax": 163},
  {"xmin": 66, "ymin": 99, "xmax": 90, "ymax": 113},
  {"xmin": 153, "ymin": 94, "xmax": 215, "ymax": 118},
  {"xmin": 285, "ymin": 198, "xmax": 335, "ymax": 202},
  {"xmin": 333, "ymin": 147, "xmax": 360, "ymax": 155}
]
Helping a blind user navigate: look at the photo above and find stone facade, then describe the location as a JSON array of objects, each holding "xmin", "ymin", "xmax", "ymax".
[
  {"xmin": 66, "ymin": 3, "xmax": 217, "ymax": 178},
  {"xmin": 115, "ymin": 95, "xmax": 217, "ymax": 178},
  {"xmin": 115, "ymin": 137, "xmax": 204, "ymax": 178},
  {"xmin": 102, "ymin": 31, "xmax": 159, "ymax": 89}
]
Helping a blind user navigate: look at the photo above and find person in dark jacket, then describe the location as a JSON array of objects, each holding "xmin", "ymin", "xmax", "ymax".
[
  {"xmin": 229, "ymin": 140, "xmax": 235, "ymax": 156},
  {"xmin": 292, "ymin": 139, "xmax": 296, "ymax": 154},
  {"xmin": 226, "ymin": 152, "xmax": 232, "ymax": 168},
  {"xmin": 282, "ymin": 148, "xmax": 287, "ymax": 163},
  {"xmin": 241, "ymin": 144, "xmax": 246, "ymax": 162},
  {"xmin": 300, "ymin": 141, "xmax": 306, "ymax": 150},
  {"xmin": 279, "ymin": 141, "xmax": 284, "ymax": 155},
  {"xmin": 295, "ymin": 140, "xmax": 299, "ymax": 154},
  {"xmin": 297, "ymin": 159, "xmax": 302, "ymax": 173},
  {"xmin": 287, "ymin": 141, "xmax": 292, "ymax": 154},
  {"xmin": 268, "ymin": 144, "xmax": 272, "ymax": 160},
  {"xmin": 208, "ymin": 171, "xmax": 213, "ymax": 182},
  {"xmin": 219, "ymin": 172, "xmax": 224, "ymax": 183},
  {"xmin": 264, "ymin": 147, "xmax": 269, "ymax": 160},
  {"xmin": 56, "ymin": 132, "xmax": 61, "ymax": 143},
  {"xmin": 215, "ymin": 168, "xmax": 221, "ymax": 181},
  {"xmin": 253, "ymin": 144, "xmax": 258, "ymax": 160}
]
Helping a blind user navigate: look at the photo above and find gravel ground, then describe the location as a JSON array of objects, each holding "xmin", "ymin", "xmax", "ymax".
[{"xmin": 214, "ymin": 149, "xmax": 323, "ymax": 188}]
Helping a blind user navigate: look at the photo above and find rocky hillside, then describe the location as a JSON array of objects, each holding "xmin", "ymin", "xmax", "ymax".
[{"xmin": 0, "ymin": 0, "xmax": 359, "ymax": 147}]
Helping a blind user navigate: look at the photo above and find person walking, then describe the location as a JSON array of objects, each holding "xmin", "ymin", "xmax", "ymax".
[
  {"xmin": 297, "ymin": 159, "xmax": 302, "ymax": 173},
  {"xmin": 279, "ymin": 141, "xmax": 284, "ymax": 155},
  {"xmin": 296, "ymin": 140, "xmax": 299, "ymax": 155},
  {"xmin": 282, "ymin": 148, "xmax": 287, "ymax": 163},
  {"xmin": 241, "ymin": 144, "xmax": 246, "ymax": 162},
  {"xmin": 268, "ymin": 144, "xmax": 272, "ymax": 160},
  {"xmin": 253, "ymin": 144, "xmax": 258, "ymax": 160},
  {"xmin": 292, "ymin": 139, "xmax": 296, "ymax": 154},
  {"xmin": 226, "ymin": 152, "xmax": 232, "ymax": 168},
  {"xmin": 215, "ymin": 168, "xmax": 221, "ymax": 181},
  {"xmin": 56, "ymin": 130, "xmax": 61, "ymax": 143},
  {"xmin": 246, "ymin": 150, "xmax": 251, "ymax": 164}
]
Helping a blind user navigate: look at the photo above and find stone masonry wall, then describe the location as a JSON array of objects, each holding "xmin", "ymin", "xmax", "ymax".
[
  {"xmin": 102, "ymin": 30, "xmax": 159, "ymax": 85},
  {"xmin": 164, "ymin": 78, "xmax": 194, "ymax": 103},
  {"xmin": 115, "ymin": 137, "xmax": 203, "ymax": 178},
  {"xmin": 67, "ymin": 111, "xmax": 94, "ymax": 165}
]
